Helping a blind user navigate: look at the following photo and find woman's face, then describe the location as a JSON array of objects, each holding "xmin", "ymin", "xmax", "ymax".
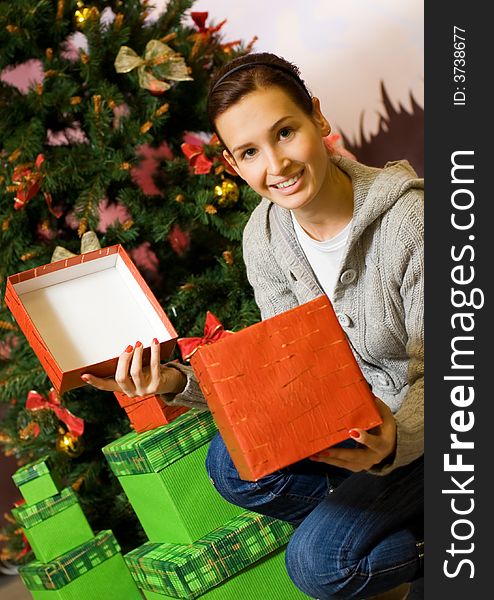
[{"xmin": 216, "ymin": 86, "xmax": 331, "ymax": 212}]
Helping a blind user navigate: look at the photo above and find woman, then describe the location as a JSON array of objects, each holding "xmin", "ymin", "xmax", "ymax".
[{"xmin": 83, "ymin": 53, "xmax": 424, "ymax": 600}]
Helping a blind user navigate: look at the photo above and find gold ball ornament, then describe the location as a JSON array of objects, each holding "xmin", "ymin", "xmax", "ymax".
[
  {"xmin": 213, "ymin": 179, "xmax": 239, "ymax": 208},
  {"xmin": 56, "ymin": 428, "xmax": 84, "ymax": 458},
  {"xmin": 74, "ymin": 2, "xmax": 100, "ymax": 29}
]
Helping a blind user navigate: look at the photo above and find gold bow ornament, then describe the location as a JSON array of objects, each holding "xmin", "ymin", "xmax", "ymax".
[
  {"xmin": 114, "ymin": 40, "xmax": 192, "ymax": 94},
  {"xmin": 50, "ymin": 230, "xmax": 101, "ymax": 263}
]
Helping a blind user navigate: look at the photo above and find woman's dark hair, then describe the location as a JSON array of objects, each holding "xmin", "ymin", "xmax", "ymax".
[{"xmin": 207, "ymin": 53, "xmax": 313, "ymax": 147}]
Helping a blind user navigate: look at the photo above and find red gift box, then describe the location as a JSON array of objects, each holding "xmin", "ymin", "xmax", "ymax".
[
  {"xmin": 191, "ymin": 296, "xmax": 382, "ymax": 481},
  {"xmin": 114, "ymin": 391, "xmax": 189, "ymax": 433},
  {"xmin": 5, "ymin": 245, "xmax": 177, "ymax": 394}
]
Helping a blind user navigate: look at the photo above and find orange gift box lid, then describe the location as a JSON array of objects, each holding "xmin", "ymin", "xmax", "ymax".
[
  {"xmin": 191, "ymin": 295, "xmax": 382, "ymax": 481},
  {"xmin": 5, "ymin": 245, "xmax": 177, "ymax": 394}
]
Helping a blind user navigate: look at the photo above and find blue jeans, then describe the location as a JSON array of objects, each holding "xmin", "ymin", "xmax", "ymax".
[{"xmin": 205, "ymin": 432, "xmax": 423, "ymax": 599}]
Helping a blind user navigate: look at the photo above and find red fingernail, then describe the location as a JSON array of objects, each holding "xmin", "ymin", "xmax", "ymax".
[
  {"xmin": 81, "ymin": 375, "xmax": 89, "ymax": 382},
  {"xmin": 153, "ymin": 338, "xmax": 159, "ymax": 345},
  {"xmin": 135, "ymin": 341, "xmax": 142, "ymax": 348},
  {"xmin": 125, "ymin": 345, "xmax": 133, "ymax": 353},
  {"xmin": 349, "ymin": 429, "xmax": 360, "ymax": 439}
]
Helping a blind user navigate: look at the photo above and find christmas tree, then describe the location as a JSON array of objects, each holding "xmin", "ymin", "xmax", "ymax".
[{"xmin": 0, "ymin": 0, "xmax": 260, "ymax": 562}]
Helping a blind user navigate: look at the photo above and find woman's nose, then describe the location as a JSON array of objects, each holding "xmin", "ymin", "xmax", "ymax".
[{"xmin": 265, "ymin": 148, "xmax": 288, "ymax": 175}]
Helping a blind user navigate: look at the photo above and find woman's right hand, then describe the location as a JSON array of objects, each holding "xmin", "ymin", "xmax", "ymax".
[{"xmin": 80, "ymin": 338, "xmax": 186, "ymax": 398}]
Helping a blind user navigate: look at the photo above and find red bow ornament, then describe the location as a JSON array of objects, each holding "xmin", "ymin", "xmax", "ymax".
[
  {"xmin": 177, "ymin": 311, "xmax": 233, "ymax": 361},
  {"xmin": 26, "ymin": 389, "xmax": 84, "ymax": 437},
  {"xmin": 191, "ymin": 12, "xmax": 226, "ymax": 34},
  {"xmin": 189, "ymin": 12, "xmax": 226, "ymax": 51},
  {"xmin": 189, "ymin": 12, "xmax": 241, "ymax": 58},
  {"xmin": 181, "ymin": 133, "xmax": 237, "ymax": 176},
  {"xmin": 11, "ymin": 154, "xmax": 62, "ymax": 217},
  {"xmin": 12, "ymin": 154, "xmax": 44, "ymax": 208},
  {"xmin": 181, "ymin": 139, "xmax": 214, "ymax": 175}
]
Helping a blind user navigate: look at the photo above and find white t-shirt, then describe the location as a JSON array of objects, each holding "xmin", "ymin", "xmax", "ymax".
[{"xmin": 291, "ymin": 212, "xmax": 352, "ymax": 301}]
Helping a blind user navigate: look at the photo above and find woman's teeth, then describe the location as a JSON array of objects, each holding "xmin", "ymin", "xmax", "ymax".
[{"xmin": 274, "ymin": 172, "xmax": 302, "ymax": 189}]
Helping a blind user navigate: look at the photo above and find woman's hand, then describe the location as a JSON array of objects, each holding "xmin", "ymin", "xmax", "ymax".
[
  {"xmin": 310, "ymin": 397, "xmax": 397, "ymax": 472},
  {"xmin": 80, "ymin": 338, "xmax": 186, "ymax": 398}
]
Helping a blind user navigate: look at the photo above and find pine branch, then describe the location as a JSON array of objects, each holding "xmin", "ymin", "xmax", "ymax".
[{"xmin": 0, "ymin": 365, "xmax": 48, "ymax": 401}]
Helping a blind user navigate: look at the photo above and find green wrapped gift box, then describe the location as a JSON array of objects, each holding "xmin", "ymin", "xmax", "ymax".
[
  {"xmin": 19, "ymin": 529, "xmax": 143, "ymax": 600},
  {"xmin": 139, "ymin": 549, "xmax": 308, "ymax": 600},
  {"xmin": 125, "ymin": 511, "xmax": 306, "ymax": 599},
  {"xmin": 12, "ymin": 456, "xmax": 62, "ymax": 505},
  {"xmin": 102, "ymin": 409, "xmax": 241, "ymax": 543},
  {"xmin": 12, "ymin": 487, "xmax": 93, "ymax": 563}
]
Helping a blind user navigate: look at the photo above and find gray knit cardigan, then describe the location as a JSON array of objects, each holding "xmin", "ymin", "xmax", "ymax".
[{"xmin": 166, "ymin": 156, "xmax": 424, "ymax": 476}]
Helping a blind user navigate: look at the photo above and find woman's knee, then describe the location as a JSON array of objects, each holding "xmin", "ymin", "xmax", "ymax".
[
  {"xmin": 205, "ymin": 431, "xmax": 296, "ymax": 511},
  {"xmin": 285, "ymin": 527, "xmax": 349, "ymax": 599},
  {"xmin": 205, "ymin": 432, "xmax": 257, "ymax": 507}
]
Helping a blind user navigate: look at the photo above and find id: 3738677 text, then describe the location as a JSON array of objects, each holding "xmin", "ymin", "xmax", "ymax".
[{"xmin": 453, "ymin": 26, "xmax": 466, "ymax": 106}]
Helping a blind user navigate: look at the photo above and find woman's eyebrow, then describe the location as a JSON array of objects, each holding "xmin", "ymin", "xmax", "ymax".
[{"xmin": 231, "ymin": 116, "xmax": 294, "ymax": 155}]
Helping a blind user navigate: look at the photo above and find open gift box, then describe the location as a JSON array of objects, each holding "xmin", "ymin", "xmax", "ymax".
[{"xmin": 5, "ymin": 244, "xmax": 177, "ymax": 393}]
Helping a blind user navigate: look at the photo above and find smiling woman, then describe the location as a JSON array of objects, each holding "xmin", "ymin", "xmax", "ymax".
[{"xmin": 202, "ymin": 52, "xmax": 424, "ymax": 600}]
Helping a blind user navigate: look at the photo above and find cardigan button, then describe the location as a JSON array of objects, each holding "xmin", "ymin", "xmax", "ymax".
[
  {"xmin": 336, "ymin": 312, "xmax": 352, "ymax": 327},
  {"xmin": 340, "ymin": 269, "xmax": 357, "ymax": 285},
  {"xmin": 377, "ymin": 373, "xmax": 391, "ymax": 387}
]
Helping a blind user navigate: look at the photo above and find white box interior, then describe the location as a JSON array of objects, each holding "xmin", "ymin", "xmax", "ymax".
[{"xmin": 14, "ymin": 253, "xmax": 173, "ymax": 371}]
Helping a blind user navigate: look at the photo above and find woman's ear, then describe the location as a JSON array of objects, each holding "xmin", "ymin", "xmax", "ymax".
[
  {"xmin": 311, "ymin": 97, "xmax": 331, "ymax": 137},
  {"xmin": 223, "ymin": 149, "xmax": 241, "ymax": 177}
]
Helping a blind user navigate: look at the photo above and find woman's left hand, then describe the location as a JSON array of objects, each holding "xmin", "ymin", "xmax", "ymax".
[{"xmin": 309, "ymin": 397, "xmax": 397, "ymax": 472}]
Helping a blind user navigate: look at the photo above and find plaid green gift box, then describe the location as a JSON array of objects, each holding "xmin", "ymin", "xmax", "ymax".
[
  {"xmin": 19, "ymin": 530, "xmax": 143, "ymax": 600},
  {"xmin": 12, "ymin": 456, "xmax": 62, "ymax": 504},
  {"xmin": 12, "ymin": 487, "xmax": 93, "ymax": 563},
  {"xmin": 102, "ymin": 409, "xmax": 241, "ymax": 543},
  {"xmin": 103, "ymin": 410, "xmax": 217, "ymax": 476},
  {"xmin": 139, "ymin": 548, "xmax": 308, "ymax": 600},
  {"xmin": 125, "ymin": 511, "xmax": 306, "ymax": 599}
]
